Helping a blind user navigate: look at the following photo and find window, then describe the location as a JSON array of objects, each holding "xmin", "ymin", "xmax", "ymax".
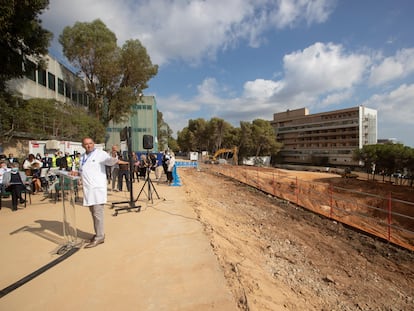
[
  {"xmin": 71, "ymin": 89, "xmax": 78, "ymax": 103},
  {"xmin": 79, "ymin": 92, "xmax": 84, "ymax": 105},
  {"xmin": 48, "ymin": 72, "xmax": 55, "ymax": 90},
  {"xmin": 24, "ymin": 60, "xmax": 36, "ymax": 81},
  {"xmin": 65, "ymin": 83, "xmax": 71, "ymax": 98},
  {"xmin": 58, "ymin": 78, "xmax": 64, "ymax": 95},
  {"xmin": 38, "ymin": 69, "xmax": 46, "ymax": 86}
]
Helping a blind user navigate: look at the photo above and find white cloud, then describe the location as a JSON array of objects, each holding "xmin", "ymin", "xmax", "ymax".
[
  {"xmin": 361, "ymin": 84, "xmax": 414, "ymax": 145},
  {"xmin": 362, "ymin": 84, "xmax": 414, "ymax": 123},
  {"xmin": 369, "ymin": 48, "xmax": 414, "ymax": 86},
  {"xmin": 41, "ymin": 0, "xmax": 336, "ymax": 65},
  {"xmin": 320, "ymin": 90, "xmax": 353, "ymax": 108},
  {"xmin": 243, "ymin": 79, "xmax": 284, "ymax": 99},
  {"xmin": 282, "ymin": 42, "xmax": 369, "ymax": 95},
  {"xmin": 272, "ymin": 0, "xmax": 335, "ymax": 28}
]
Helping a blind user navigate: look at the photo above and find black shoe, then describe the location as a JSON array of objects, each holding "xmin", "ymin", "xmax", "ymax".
[{"xmin": 20, "ymin": 199, "xmax": 26, "ymax": 204}]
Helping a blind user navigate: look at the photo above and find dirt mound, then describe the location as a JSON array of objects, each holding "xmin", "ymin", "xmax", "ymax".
[{"xmin": 181, "ymin": 168, "xmax": 414, "ymax": 311}]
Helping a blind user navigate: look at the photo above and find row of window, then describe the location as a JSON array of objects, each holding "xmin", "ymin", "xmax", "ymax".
[
  {"xmin": 106, "ymin": 127, "xmax": 152, "ymax": 133},
  {"xmin": 24, "ymin": 60, "xmax": 89, "ymax": 106},
  {"xmin": 133, "ymin": 104, "xmax": 153, "ymax": 110}
]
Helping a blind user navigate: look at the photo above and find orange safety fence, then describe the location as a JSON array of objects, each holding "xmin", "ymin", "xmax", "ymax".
[{"xmin": 206, "ymin": 164, "xmax": 414, "ymax": 252}]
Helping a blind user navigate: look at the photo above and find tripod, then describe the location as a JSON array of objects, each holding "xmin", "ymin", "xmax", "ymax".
[
  {"xmin": 111, "ymin": 127, "xmax": 141, "ymax": 216},
  {"xmin": 136, "ymin": 152, "xmax": 160, "ymax": 204}
]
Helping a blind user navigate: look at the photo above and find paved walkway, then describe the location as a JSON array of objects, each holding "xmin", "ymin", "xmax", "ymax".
[{"xmin": 0, "ymin": 178, "xmax": 237, "ymax": 310}]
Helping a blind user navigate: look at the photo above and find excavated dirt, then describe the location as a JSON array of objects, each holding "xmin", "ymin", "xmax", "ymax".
[{"xmin": 180, "ymin": 167, "xmax": 414, "ymax": 311}]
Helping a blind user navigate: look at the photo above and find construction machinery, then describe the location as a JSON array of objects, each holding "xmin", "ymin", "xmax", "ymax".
[{"xmin": 205, "ymin": 147, "xmax": 238, "ymax": 165}]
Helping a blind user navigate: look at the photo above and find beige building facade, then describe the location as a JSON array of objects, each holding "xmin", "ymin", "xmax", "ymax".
[
  {"xmin": 271, "ymin": 106, "xmax": 377, "ymax": 166},
  {"xmin": 6, "ymin": 54, "xmax": 89, "ymax": 106}
]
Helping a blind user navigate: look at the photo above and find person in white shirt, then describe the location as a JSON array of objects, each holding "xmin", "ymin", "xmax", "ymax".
[
  {"xmin": 0, "ymin": 160, "xmax": 11, "ymax": 193},
  {"xmin": 166, "ymin": 152, "xmax": 176, "ymax": 185},
  {"xmin": 22, "ymin": 154, "xmax": 43, "ymax": 193},
  {"xmin": 70, "ymin": 137, "xmax": 127, "ymax": 248}
]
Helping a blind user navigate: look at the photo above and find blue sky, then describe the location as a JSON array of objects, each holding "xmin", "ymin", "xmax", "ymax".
[{"xmin": 41, "ymin": 0, "xmax": 414, "ymax": 147}]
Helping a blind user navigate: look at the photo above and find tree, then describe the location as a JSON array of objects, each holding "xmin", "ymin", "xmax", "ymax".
[
  {"xmin": 59, "ymin": 19, "xmax": 158, "ymax": 125},
  {"xmin": 187, "ymin": 118, "xmax": 209, "ymax": 151},
  {"xmin": 157, "ymin": 110, "xmax": 173, "ymax": 151},
  {"xmin": 207, "ymin": 117, "xmax": 233, "ymax": 152},
  {"xmin": 237, "ymin": 119, "xmax": 282, "ymax": 163},
  {"xmin": 354, "ymin": 143, "xmax": 414, "ymax": 185},
  {"xmin": 1, "ymin": 97, "xmax": 106, "ymax": 142},
  {"xmin": 177, "ymin": 127, "xmax": 196, "ymax": 152},
  {"xmin": 177, "ymin": 117, "xmax": 282, "ymax": 164},
  {"xmin": 0, "ymin": 0, "xmax": 52, "ymax": 90}
]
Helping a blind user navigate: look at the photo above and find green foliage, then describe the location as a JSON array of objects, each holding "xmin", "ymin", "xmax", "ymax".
[
  {"xmin": 354, "ymin": 143, "xmax": 414, "ymax": 177},
  {"xmin": 59, "ymin": 19, "xmax": 158, "ymax": 126},
  {"xmin": 0, "ymin": 96, "xmax": 106, "ymax": 142},
  {"xmin": 177, "ymin": 117, "xmax": 282, "ymax": 160},
  {"xmin": 238, "ymin": 119, "xmax": 282, "ymax": 160},
  {"xmin": 167, "ymin": 137, "xmax": 179, "ymax": 153},
  {"xmin": 0, "ymin": 0, "xmax": 52, "ymax": 90},
  {"xmin": 157, "ymin": 110, "xmax": 173, "ymax": 151}
]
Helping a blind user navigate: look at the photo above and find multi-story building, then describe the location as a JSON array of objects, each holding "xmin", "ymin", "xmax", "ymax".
[
  {"xmin": 270, "ymin": 106, "xmax": 377, "ymax": 166},
  {"xmin": 106, "ymin": 95, "xmax": 158, "ymax": 152},
  {"xmin": 6, "ymin": 54, "xmax": 90, "ymax": 106},
  {"xmin": 5, "ymin": 54, "xmax": 158, "ymax": 153}
]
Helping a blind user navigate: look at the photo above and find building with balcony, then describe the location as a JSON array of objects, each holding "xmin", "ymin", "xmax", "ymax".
[{"xmin": 270, "ymin": 106, "xmax": 377, "ymax": 166}]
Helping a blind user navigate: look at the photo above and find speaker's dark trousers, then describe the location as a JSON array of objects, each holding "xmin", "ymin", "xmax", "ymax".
[{"xmin": 118, "ymin": 169, "xmax": 130, "ymax": 191}]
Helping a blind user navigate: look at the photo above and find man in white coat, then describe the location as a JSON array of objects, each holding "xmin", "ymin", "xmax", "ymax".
[{"xmin": 71, "ymin": 137, "xmax": 127, "ymax": 248}]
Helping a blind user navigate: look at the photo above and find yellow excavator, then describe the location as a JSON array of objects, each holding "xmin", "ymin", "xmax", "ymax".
[{"xmin": 209, "ymin": 147, "xmax": 238, "ymax": 165}]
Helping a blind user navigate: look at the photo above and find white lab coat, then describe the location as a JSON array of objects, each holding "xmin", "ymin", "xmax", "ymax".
[{"xmin": 80, "ymin": 149, "xmax": 118, "ymax": 206}]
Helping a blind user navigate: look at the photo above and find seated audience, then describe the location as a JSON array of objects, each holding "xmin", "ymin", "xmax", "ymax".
[
  {"xmin": 2, "ymin": 163, "xmax": 28, "ymax": 211},
  {"xmin": 23, "ymin": 154, "xmax": 43, "ymax": 193}
]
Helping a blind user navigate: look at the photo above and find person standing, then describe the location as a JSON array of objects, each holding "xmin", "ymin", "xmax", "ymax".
[
  {"xmin": 0, "ymin": 160, "xmax": 11, "ymax": 193},
  {"xmin": 70, "ymin": 137, "xmax": 126, "ymax": 248},
  {"xmin": 41, "ymin": 153, "xmax": 52, "ymax": 168},
  {"xmin": 117, "ymin": 153, "xmax": 130, "ymax": 192},
  {"xmin": 3, "ymin": 163, "xmax": 28, "ymax": 211},
  {"xmin": 162, "ymin": 150, "xmax": 170, "ymax": 182},
  {"xmin": 7, "ymin": 153, "xmax": 19, "ymax": 167},
  {"xmin": 110, "ymin": 147, "xmax": 120, "ymax": 191},
  {"xmin": 166, "ymin": 152, "xmax": 175, "ymax": 185}
]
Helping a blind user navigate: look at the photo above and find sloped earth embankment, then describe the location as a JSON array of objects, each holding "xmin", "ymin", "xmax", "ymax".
[{"xmin": 180, "ymin": 168, "xmax": 414, "ymax": 311}]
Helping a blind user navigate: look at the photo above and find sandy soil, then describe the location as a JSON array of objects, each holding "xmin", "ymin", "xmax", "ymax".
[{"xmin": 179, "ymin": 166, "xmax": 414, "ymax": 311}]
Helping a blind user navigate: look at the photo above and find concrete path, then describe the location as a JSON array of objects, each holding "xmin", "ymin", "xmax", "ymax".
[{"xmin": 0, "ymin": 178, "xmax": 237, "ymax": 310}]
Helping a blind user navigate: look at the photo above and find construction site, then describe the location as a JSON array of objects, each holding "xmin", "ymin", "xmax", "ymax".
[
  {"xmin": 183, "ymin": 163, "xmax": 414, "ymax": 310},
  {"xmin": 0, "ymin": 159, "xmax": 413, "ymax": 310}
]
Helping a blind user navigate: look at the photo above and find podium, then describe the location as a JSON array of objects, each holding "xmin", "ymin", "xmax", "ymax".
[{"xmin": 55, "ymin": 171, "xmax": 82, "ymax": 254}]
